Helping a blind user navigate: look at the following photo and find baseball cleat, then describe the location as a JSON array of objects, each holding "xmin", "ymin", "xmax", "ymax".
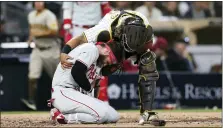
[
  {"xmin": 56, "ymin": 114, "xmax": 67, "ymax": 124},
  {"xmin": 50, "ymin": 108, "xmax": 67, "ymax": 124},
  {"xmin": 50, "ymin": 108, "xmax": 61, "ymax": 122},
  {"xmin": 21, "ymin": 98, "xmax": 37, "ymax": 110},
  {"xmin": 138, "ymin": 111, "xmax": 159, "ymax": 125}
]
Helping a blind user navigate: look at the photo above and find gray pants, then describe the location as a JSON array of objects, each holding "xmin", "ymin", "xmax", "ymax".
[{"xmin": 52, "ymin": 86, "xmax": 119, "ymax": 124}]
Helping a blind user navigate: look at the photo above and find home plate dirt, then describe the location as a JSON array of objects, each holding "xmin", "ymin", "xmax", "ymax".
[{"xmin": 1, "ymin": 111, "xmax": 221, "ymax": 127}]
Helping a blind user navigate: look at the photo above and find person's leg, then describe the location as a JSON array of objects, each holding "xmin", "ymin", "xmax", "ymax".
[
  {"xmin": 21, "ymin": 48, "xmax": 42, "ymax": 110},
  {"xmin": 28, "ymin": 78, "xmax": 37, "ymax": 103},
  {"xmin": 63, "ymin": 113, "xmax": 99, "ymax": 124},
  {"xmin": 52, "ymin": 101, "xmax": 119, "ymax": 124},
  {"xmin": 51, "ymin": 86, "xmax": 113, "ymax": 124},
  {"xmin": 104, "ymin": 104, "xmax": 120, "ymax": 123},
  {"xmin": 63, "ymin": 101, "xmax": 119, "ymax": 124},
  {"xmin": 138, "ymin": 51, "xmax": 160, "ymax": 124},
  {"xmin": 42, "ymin": 44, "xmax": 60, "ymax": 79}
]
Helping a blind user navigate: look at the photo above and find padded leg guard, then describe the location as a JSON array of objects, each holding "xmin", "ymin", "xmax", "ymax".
[{"xmin": 138, "ymin": 50, "xmax": 159, "ymax": 113}]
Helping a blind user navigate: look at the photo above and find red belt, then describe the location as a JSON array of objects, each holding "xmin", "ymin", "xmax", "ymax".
[{"xmin": 74, "ymin": 24, "xmax": 95, "ymax": 29}]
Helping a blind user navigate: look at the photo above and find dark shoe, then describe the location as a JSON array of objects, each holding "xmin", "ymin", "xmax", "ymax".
[{"xmin": 21, "ymin": 98, "xmax": 37, "ymax": 110}]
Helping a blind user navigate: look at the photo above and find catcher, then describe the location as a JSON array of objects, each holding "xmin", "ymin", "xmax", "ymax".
[
  {"xmin": 50, "ymin": 42, "xmax": 121, "ymax": 124},
  {"xmin": 60, "ymin": 10, "xmax": 164, "ymax": 125}
]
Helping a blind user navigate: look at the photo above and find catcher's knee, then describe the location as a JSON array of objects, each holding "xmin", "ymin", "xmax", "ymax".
[
  {"xmin": 139, "ymin": 50, "xmax": 159, "ymax": 77},
  {"xmin": 139, "ymin": 51, "xmax": 159, "ymax": 81}
]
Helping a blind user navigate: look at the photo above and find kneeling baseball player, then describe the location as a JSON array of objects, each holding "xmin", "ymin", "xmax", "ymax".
[{"xmin": 49, "ymin": 42, "xmax": 121, "ymax": 124}]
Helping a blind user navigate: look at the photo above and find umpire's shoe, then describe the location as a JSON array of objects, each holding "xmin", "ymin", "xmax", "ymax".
[{"xmin": 21, "ymin": 98, "xmax": 37, "ymax": 110}]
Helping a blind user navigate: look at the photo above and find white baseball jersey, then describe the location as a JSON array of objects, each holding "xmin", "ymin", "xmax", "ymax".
[
  {"xmin": 63, "ymin": 2, "xmax": 107, "ymax": 25},
  {"xmin": 83, "ymin": 10, "xmax": 151, "ymax": 44},
  {"xmin": 28, "ymin": 9, "xmax": 58, "ymax": 47},
  {"xmin": 52, "ymin": 43, "xmax": 102, "ymax": 88}
]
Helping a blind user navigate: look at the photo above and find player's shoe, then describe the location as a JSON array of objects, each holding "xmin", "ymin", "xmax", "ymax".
[
  {"xmin": 50, "ymin": 108, "xmax": 67, "ymax": 124},
  {"xmin": 138, "ymin": 111, "xmax": 159, "ymax": 125},
  {"xmin": 21, "ymin": 98, "xmax": 37, "ymax": 110},
  {"xmin": 50, "ymin": 108, "xmax": 61, "ymax": 122},
  {"xmin": 56, "ymin": 114, "xmax": 67, "ymax": 124}
]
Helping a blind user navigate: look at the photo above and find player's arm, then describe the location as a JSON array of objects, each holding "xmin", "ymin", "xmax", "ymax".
[
  {"xmin": 27, "ymin": 13, "xmax": 34, "ymax": 44},
  {"xmin": 60, "ymin": 34, "xmax": 87, "ymax": 69},
  {"xmin": 65, "ymin": 34, "xmax": 87, "ymax": 49},
  {"xmin": 62, "ymin": 2, "xmax": 73, "ymax": 43},
  {"xmin": 71, "ymin": 61, "xmax": 92, "ymax": 92},
  {"xmin": 61, "ymin": 22, "xmax": 110, "ymax": 69},
  {"xmin": 27, "ymin": 25, "xmax": 34, "ymax": 44},
  {"xmin": 38, "ymin": 28, "xmax": 58, "ymax": 36},
  {"xmin": 62, "ymin": 2, "xmax": 73, "ymax": 30},
  {"xmin": 35, "ymin": 28, "xmax": 57, "ymax": 37},
  {"xmin": 65, "ymin": 23, "xmax": 110, "ymax": 50},
  {"xmin": 70, "ymin": 46, "xmax": 98, "ymax": 91}
]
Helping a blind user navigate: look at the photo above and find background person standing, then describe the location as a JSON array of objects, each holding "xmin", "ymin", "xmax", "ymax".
[{"xmin": 21, "ymin": 2, "xmax": 60, "ymax": 110}]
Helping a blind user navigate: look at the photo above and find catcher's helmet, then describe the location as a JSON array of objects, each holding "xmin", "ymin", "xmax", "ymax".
[{"xmin": 114, "ymin": 13, "xmax": 153, "ymax": 52}]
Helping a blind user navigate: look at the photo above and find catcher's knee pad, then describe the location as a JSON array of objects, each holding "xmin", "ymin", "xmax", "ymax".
[{"xmin": 138, "ymin": 51, "xmax": 159, "ymax": 113}]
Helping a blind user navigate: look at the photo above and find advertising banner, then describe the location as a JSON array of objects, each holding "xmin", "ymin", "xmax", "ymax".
[{"xmin": 108, "ymin": 73, "xmax": 222, "ymax": 109}]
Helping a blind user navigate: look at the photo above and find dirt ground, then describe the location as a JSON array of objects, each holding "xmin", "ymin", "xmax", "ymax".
[{"xmin": 1, "ymin": 111, "xmax": 221, "ymax": 127}]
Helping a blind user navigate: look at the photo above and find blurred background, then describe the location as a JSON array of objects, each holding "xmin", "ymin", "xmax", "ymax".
[{"xmin": 0, "ymin": 1, "xmax": 222, "ymax": 111}]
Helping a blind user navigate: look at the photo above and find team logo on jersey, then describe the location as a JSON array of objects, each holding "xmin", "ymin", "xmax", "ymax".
[{"xmin": 87, "ymin": 64, "xmax": 97, "ymax": 80}]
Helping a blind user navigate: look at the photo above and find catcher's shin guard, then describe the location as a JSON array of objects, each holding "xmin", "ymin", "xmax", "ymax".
[{"xmin": 138, "ymin": 50, "xmax": 159, "ymax": 113}]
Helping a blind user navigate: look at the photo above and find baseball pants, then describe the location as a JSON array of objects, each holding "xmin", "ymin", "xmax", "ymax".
[
  {"xmin": 51, "ymin": 85, "xmax": 119, "ymax": 124},
  {"xmin": 28, "ymin": 44, "xmax": 60, "ymax": 79}
]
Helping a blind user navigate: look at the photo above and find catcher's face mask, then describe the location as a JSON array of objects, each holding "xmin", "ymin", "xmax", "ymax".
[{"xmin": 121, "ymin": 22, "xmax": 154, "ymax": 53}]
